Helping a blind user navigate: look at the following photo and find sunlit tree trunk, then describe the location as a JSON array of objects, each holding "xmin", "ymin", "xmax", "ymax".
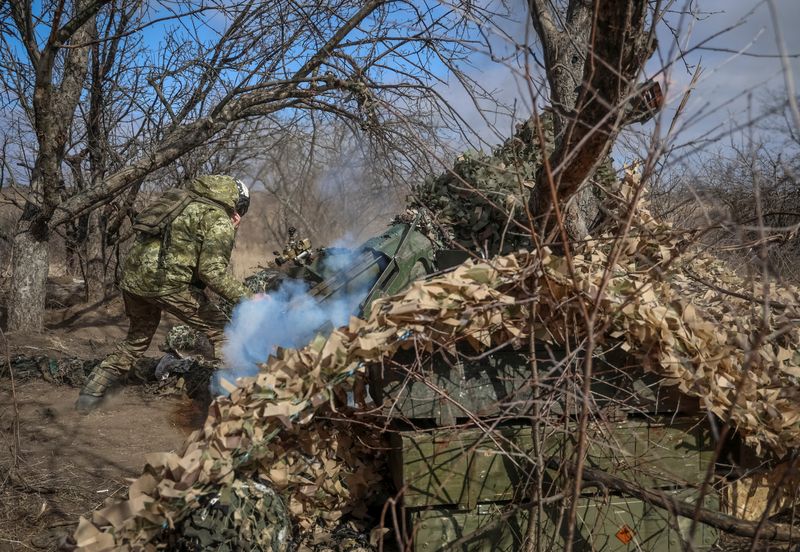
[
  {"xmin": 9, "ymin": 215, "xmax": 49, "ymax": 330},
  {"xmin": 528, "ymin": 0, "xmax": 655, "ymax": 241}
]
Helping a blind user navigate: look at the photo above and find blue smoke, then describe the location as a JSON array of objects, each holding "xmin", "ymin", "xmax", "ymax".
[{"xmin": 214, "ymin": 243, "xmax": 373, "ymax": 395}]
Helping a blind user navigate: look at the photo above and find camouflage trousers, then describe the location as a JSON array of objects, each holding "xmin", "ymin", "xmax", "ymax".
[{"xmin": 98, "ymin": 288, "xmax": 230, "ymax": 377}]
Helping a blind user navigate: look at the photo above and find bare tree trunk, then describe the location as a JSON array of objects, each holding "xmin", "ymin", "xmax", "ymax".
[
  {"xmin": 529, "ymin": 0, "xmax": 598, "ymax": 238},
  {"xmin": 84, "ymin": 210, "xmax": 105, "ymax": 302},
  {"xmin": 528, "ymin": 0, "xmax": 655, "ymax": 241},
  {"xmin": 9, "ymin": 221, "xmax": 49, "ymax": 331},
  {"xmin": 85, "ymin": 28, "xmax": 107, "ymax": 304}
]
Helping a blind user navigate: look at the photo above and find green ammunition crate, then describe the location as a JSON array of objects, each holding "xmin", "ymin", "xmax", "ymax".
[
  {"xmin": 390, "ymin": 420, "xmax": 715, "ymax": 509},
  {"xmin": 410, "ymin": 489, "xmax": 719, "ymax": 551},
  {"xmin": 372, "ymin": 349, "xmax": 699, "ymax": 425},
  {"xmin": 578, "ymin": 419, "xmax": 716, "ymax": 488},
  {"xmin": 390, "ymin": 426, "xmax": 533, "ymax": 509}
]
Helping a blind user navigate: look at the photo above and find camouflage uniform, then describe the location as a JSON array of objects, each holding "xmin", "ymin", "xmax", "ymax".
[{"xmin": 76, "ymin": 175, "xmax": 251, "ymax": 412}]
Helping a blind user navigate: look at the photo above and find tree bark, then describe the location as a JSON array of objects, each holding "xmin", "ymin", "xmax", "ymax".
[
  {"xmin": 84, "ymin": 210, "xmax": 106, "ymax": 302},
  {"xmin": 9, "ymin": 224, "xmax": 49, "ymax": 331},
  {"xmin": 528, "ymin": 0, "xmax": 654, "ymax": 241}
]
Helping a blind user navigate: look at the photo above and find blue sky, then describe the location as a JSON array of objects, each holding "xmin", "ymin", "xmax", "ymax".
[{"xmin": 431, "ymin": 0, "xmax": 800, "ymax": 161}]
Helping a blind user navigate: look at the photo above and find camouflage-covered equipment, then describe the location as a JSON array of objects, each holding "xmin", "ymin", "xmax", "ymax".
[
  {"xmin": 210, "ymin": 215, "xmax": 724, "ymax": 550},
  {"xmin": 408, "ymin": 111, "xmax": 616, "ymax": 255},
  {"xmin": 6, "ymin": 351, "xmax": 217, "ymax": 401},
  {"xmin": 242, "ymin": 269, "xmax": 287, "ymax": 295},
  {"xmin": 169, "ymin": 478, "xmax": 290, "ymax": 552},
  {"xmin": 150, "ymin": 213, "xmax": 725, "ymax": 551},
  {"xmin": 408, "ymin": 116, "xmax": 550, "ymax": 254}
]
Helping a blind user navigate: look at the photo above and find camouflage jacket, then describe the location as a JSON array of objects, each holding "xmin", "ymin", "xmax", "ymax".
[{"xmin": 120, "ymin": 175, "xmax": 250, "ymax": 304}]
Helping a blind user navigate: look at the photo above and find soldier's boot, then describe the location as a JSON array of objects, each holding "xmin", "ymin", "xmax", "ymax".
[{"xmin": 75, "ymin": 366, "xmax": 125, "ymax": 414}]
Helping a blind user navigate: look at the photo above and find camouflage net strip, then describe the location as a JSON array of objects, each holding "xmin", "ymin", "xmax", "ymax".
[
  {"xmin": 408, "ymin": 111, "xmax": 616, "ymax": 253},
  {"xmin": 74, "ymin": 171, "xmax": 800, "ymax": 550}
]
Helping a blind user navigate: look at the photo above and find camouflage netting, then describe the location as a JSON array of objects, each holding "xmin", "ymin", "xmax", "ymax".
[
  {"xmin": 71, "ymin": 167, "xmax": 800, "ymax": 550},
  {"xmin": 409, "ymin": 111, "xmax": 616, "ymax": 253},
  {"xmin": 168, "ymin": 477, "xmax": 291, "ymax": 551},
  {"xmin": 8, "ymin": 355, "xmax": 165, "ymax": 388},
  {"xmin": 9, "ymin": 355, "xmax": 102, "ymax": 386},
  {"xmin": 6, "ymin": 350, "xmax": 215, "ymax": 401}
]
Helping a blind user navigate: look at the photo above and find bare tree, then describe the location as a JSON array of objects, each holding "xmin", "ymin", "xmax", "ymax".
[
  {"xmin": 0, "ymin": 0, "xmax": 482, "ymax": 331},
  {"xmin": 2, "ymin": 0, "xmax": 103, "ymax": 329},
  {"xmin": 527, "ymin": 0, "xmax": 658, "ymax": 240}
]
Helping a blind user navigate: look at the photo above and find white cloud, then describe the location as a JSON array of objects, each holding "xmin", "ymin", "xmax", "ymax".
[
  {"xmin": 433, "ymin": 1, "xmax": 800, "ymax": 155},
  {"xmin": 658, "ymin": 0, "xmax": 800, "ymax": 148}
]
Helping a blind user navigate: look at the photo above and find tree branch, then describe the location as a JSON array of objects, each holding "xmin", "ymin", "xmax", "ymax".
[
  {"xmin": 54, "ymin": 0, "xmax": 112, "ymax": 46},
  {"xmin": 288, "ymin": 0, "xmax": 385, "ymax": 85},
  {"xmin": 568, "ymin": 460, "xmax": 800, "ymax": 543},
  {"xmin": 531, "ymin": 0, "xmax": 653, "ymax": 237},
  {"xmin": 8, "ymin": 0, "xmax": 40, "ymax": 66},
  {"xmin": 528, "ymin": 0, "xmax": 559, "ymax": 51},
  {"xmin": 50, "ymin": 2, "xmax": 388, "ymax": 226}
]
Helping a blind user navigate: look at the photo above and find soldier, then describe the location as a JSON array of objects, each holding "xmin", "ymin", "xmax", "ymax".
[{"xmin": 75, "ymin": 175, "xmax": 252, "ymax": 413}]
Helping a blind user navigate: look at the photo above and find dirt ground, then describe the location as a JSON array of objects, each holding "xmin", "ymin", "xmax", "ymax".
[{"xmin": 0, "ymin": 298, "xmax": 201, "ymax": 551}]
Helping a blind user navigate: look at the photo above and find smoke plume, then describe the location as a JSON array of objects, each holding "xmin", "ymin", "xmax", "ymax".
[{"xmin": 214, "ymin": 244, "xmax": 374, "ymax": 395}]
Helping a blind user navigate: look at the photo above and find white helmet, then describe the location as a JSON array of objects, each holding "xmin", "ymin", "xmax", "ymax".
[{"xmin": 233, "ymin": 178, "xmax": 250, "ymax": 216}]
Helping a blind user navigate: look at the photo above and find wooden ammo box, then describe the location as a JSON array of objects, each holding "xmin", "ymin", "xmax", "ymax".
[
  {"xmin": 371, "ymin": 346, "xmax": 700, "ymax": 425},
  {"xmin": 410, "ymin": 490, "xmax": 719, "ymax": 552},
  {"xmin": 370, "ymin": 346, "xmax": 720, "ymax": 551}
]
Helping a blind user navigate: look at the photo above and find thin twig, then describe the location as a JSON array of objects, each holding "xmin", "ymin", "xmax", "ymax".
[
  {"xmin": 0, "ymin": 328, "xmax": 21, "ymax": 468},
  {"xmin": 685, "ymin": 268, "xmax": 796, "ymax": 311}
]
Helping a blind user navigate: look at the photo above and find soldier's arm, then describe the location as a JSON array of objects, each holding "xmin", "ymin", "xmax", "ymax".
[{"xmin": 197, "ymin": 211, "xmax": 251, "ymax": 304}]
